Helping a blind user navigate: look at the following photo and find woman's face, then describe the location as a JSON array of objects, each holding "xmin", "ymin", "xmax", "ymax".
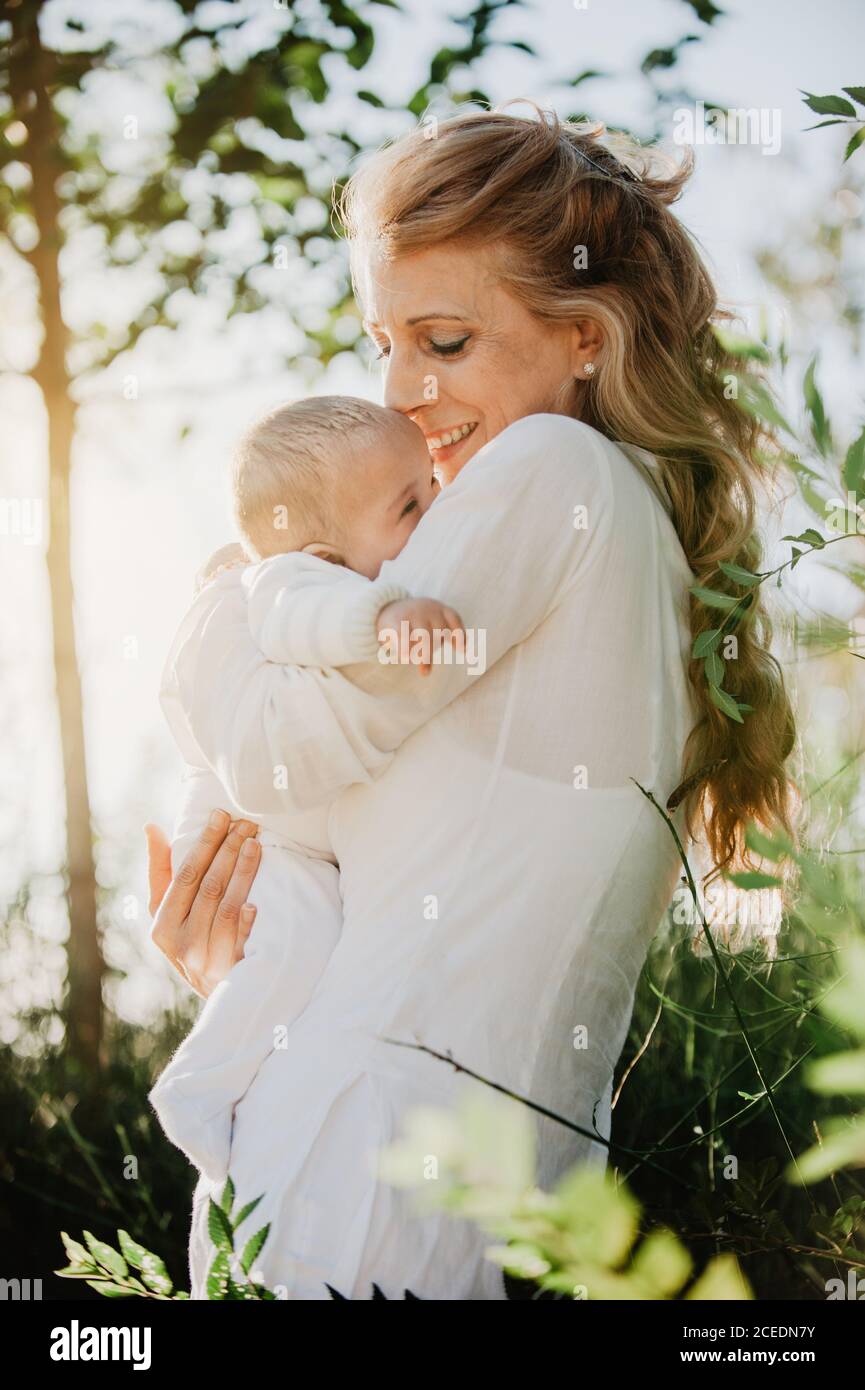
[{"xmin": 360, "ymin": 243, "xmax": 598, "ymax": 482}]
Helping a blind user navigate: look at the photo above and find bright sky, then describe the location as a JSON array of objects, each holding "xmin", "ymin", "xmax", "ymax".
[{"xmin": 1, "ymin": 0, "xmax": 863, "ymax": 1029}]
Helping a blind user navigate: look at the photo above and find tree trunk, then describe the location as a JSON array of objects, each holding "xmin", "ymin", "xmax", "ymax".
[{"xmin": 10, "ymin": 2, "xmax": 103, "ymax": 1074}]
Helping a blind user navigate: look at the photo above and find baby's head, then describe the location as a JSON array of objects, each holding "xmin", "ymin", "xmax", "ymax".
[{"xmin": 232, "ymin": 396, "xmax": 438, "ymax": 579}]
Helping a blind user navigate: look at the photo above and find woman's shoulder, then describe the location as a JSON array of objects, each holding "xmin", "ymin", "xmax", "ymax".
[
  {"xmin": 464, "ymin": 413, "xmax": 614, "ymax": 500},
  {"xmin": 491, "ymin": 411, "xmax": 604, "ymax": 454}
]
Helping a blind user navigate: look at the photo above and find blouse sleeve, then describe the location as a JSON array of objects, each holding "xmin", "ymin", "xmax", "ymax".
[
  {"xmin": 172, "ymin": 415, "xmax": 614, "ymax": 818},
  {"xmin": 244, "ymin": 553, "xmax": 410, "ymax": 666}
]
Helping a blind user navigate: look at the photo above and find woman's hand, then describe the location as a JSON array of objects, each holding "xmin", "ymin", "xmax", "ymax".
[{"xmin": 144, "ymin": 811, "xmax": 261, "ymax": 998}]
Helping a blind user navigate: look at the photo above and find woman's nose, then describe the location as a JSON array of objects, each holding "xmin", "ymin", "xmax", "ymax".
[{"xmin": 382, "ymin": 350, "xmax": 428, "ymax": 417}]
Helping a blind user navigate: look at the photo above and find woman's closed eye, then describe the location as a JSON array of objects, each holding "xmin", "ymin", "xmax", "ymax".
[
  {"xmin": 400, "ymin": 498, "xmax": 419, "ymax": 518},
  {"xmin": 370, "ymin": 334, "xmax": 470, "ymax": 360},
  {"xmin": 428, "ymin": 334, "xmax": 469, "ymax": 357}
]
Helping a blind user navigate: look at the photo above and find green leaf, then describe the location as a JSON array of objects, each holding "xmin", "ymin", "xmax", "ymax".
[
  {"xmin": 788, "ymin": 1115, "xmax": 865, "ymax": 1183},
  {"xmin": 690, "ymin": 585, "xmax": 738, "ymax": 610},
  {"xmin": 726, "ymin": 870, "xmax": 784, "ymax": 890},
  {"xmin": 844, "ymin": 126, "xmax": 865, "ymax": 161},
  {"xmin": 718, "ymin": 561, "xmax": 761, "ymax": 586},
  {"xmin": 687, "ymin": 1254, "xmax": 751, "ymax": 1300},
  {"xmin": 137, "ymin": 1250, "xmax": 173, "ymax": 1298},
  {"xmin": 729, "ymin": 593, "xmax": 755, "ymax": 626},
  {"xmin": 704, "ymin": 651, "xmax": 724, "ymax": 686},
  {"xmin": 233, "ymin": 1196, "xmax": 264, "ymax": 1229},
  {"xmin": 783, "ymin": 529, "xmax": 826, "ymax": 549},
  {"xmin": 744, "ymin": 823, "xmax": 794, "ymax": 861},
  {"xmin": 819, "ymin": 943, "xmax": 865, "ymax": 1032},
  {"xmin": 708, "ymin": 684, "xmax": 744, "ymax": 722},
  {"xmin": 842, "ymin": 87, "xmax": 865, "ymax": 107},
  {"xmin": 83, "ymin": 1231, "xmax": 128, "ymax": 1280},
  {"xmin": 801, "ymin": 91, "xmax": 857, "ymax": 117},
  {"xmin": 843, "ymin": 425, "xmax": 865, "ymax": 496},
  {"xmin": 711, "ymin": 325, "xmax": 770, "ymax": 361},
  {"xmin": 631, "ymin": 1228, "xmax": 692, "ymax": 1296},
  {"xmin": 117, "ymin": 1230, "xmax": 150, "ymax": 1271},
  {"xmin": 737, "ymin": 378, "xmax": 794, "ymax": 435},
  {"xmin": 85, "ymin": 1280, "xmax": 137, "ymax": 1298},
  {"xmin": 806, "ymin": 1050, "xmax": 865, "ymax": 1095},
  {"xmin": 206, "ymin": 1249, "xmax": 232, "ymax": 1301},
  {"xmin": 803, "ymin": 356, "xmax": 832, "ymax": 456},
  {"xmin": 208, "ymin": 1198, "xmax": 234, "ymax": 1252},
  {"xmin": 240, "ymin": 1223, "xmax": 271, "ymax": 1275},
  {"xmin": 60, "ymin": 1232, "xmax": 95, "ymax": 1269},
  {"xmin": 692, "ymin": 628, "xmax": 722, "ymax": 658},
  {"xmin": 219, "ymin": 1176, "xmax": 236, "ymax": 1218}
]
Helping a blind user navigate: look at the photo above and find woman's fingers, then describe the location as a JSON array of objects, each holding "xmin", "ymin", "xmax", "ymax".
[
  {"xmin": 150, "ymin": 811, "xmax": 237, "ymax": 984},
  {"xmin": 180, "ymin": 819, "xmax": 259, "ymax": 989},
  {"xmin": 150, "ymin": 809, "xmax": 232, "ymax": 965},
  {"xmin": 234, "ymin": 904, "xmax": 258, "ymax": 967},
  {"xmin": 205, "ymin": 835, "xmax": 262, "ymax": 986},
  {"xmin": 144, "ymin": 823, "xmax": 173, "ymax": 916}
]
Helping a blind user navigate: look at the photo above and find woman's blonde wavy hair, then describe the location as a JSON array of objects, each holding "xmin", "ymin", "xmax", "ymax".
[{"xmin": 338, "ymin": 104, "xmax": 796, "ymax": 873}]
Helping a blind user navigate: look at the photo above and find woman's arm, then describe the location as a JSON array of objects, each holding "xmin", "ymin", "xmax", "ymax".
[{"xmin": 172, "ymin": 414, "xmax": 613, "ymax": 819}]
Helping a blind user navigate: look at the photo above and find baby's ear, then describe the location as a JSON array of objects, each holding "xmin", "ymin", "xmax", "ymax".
[{"xmin": 302, "ymin": 541, "xmax": 345, "ymax": 567}]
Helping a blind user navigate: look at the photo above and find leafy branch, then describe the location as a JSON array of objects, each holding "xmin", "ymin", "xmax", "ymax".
[
  {"xmin": 54, "ymin": 1175, "xmax": 275, "ymax": 1301},
  {"xmin": 801, "ymin": 86, "xmax": 865, "ymax": 162},
  {"xmin": 55, "ymin": 1227, "xmax": 185, "ymax": 1300},
  {"xmin": 691, "ymin": 337, "xmax": 865, "ymax": 724},
  {"xmin": 203, "ymin": 1176, "xmax": 274, "ymax": 1300}
]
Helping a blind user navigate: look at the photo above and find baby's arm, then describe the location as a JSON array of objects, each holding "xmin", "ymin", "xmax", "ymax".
[
  {"xmin": 167, "ymin": 415, "xmax": 612, "ymax": 820},
  {"xmin": 245, "ymin": 553, "xmax": 464, "ymax": 676}
]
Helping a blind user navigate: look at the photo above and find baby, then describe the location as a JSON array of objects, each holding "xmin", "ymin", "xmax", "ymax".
[{"xmin": 149, "ymin": 396, "xmax": 464, "ymax": 1183}]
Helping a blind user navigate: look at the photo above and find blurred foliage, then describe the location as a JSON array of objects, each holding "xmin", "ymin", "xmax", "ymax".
[
  {"xmin": 0, "ymin": 1012, "xmax": 197, "ymax": 1299},
  {"xmin": 379, "ymin": 1091, "xmax": 752, "ymax": 1300},
  {"xmin": 0, "ymin": 0, "xmax": 539, "ymax": 382},
  {"xmin": 0, "ymin": 0, "xmax": 734, "ymax": 388},
  {"xmin": 373, "ymin": 804, "xmax": 865, "ymax": 1300}
]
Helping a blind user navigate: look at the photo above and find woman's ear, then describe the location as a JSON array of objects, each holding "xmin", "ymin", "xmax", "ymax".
[
  {"xmin": 302, "ymin": 541, "xmax": 346, "ymax": 567},
  {"xmin": 569, "ymin": 319, "xmax": 604, "ymax": 376}
]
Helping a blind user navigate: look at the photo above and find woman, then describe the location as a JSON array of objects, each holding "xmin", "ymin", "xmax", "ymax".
[{"xmin": 146, "ymin": 108, "xmax": 794, "ymax": 1299}]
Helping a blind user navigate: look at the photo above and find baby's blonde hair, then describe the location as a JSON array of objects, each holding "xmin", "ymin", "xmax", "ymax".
[{"xmin": 232, "ymin": 395, "xmax": 398, "ymax": 559}]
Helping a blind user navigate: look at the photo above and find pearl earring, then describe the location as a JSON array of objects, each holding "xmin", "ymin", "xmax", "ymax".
[{"xmin": 583, "ymin": 361, "xmax": 596, "ymax": 377}]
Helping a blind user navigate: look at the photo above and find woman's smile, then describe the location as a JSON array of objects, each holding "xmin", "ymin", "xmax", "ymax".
[{"xmin": 424, "ymin": 420, "xmax": 479, "ymax": 460}]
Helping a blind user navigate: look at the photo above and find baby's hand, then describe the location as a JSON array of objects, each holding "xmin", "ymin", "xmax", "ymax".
[
  {"xmin": 194, "ymin": 543, "xmax": 251, "ymax": 594},
  {"xmin": 377, "ymin": 597, "xmax": 465, "ymax": 677}
]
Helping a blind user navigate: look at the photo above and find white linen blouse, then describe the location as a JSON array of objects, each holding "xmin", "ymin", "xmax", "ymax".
[{"xmin": 166, "ymin": 413, "xmax": 697, "ymax": 1300}]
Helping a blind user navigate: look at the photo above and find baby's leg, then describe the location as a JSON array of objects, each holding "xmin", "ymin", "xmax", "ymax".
[{"xmin": 149, "ymin": 849, "xmax": 342, "ymax": 1184}]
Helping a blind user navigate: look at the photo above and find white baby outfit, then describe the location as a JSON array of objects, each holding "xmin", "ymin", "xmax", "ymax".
[{"xmin": 149, "ymin": 555, "xmax": 408, "ymax": 1183}]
